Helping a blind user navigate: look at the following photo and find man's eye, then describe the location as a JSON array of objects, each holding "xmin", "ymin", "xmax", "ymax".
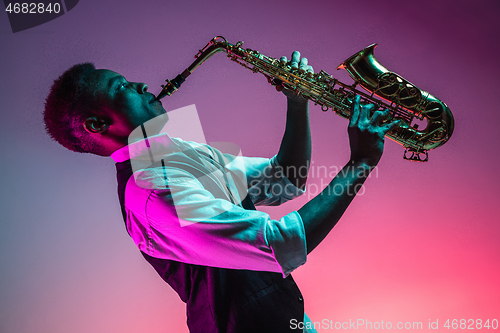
[{"xmin": 117, "ymin": 82, "xmax": 127, "ymax": 91}]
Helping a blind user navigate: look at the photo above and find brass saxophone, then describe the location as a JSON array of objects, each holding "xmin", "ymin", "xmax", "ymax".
[{"xmin": 155, "ymin": 36, "xmax": 454, "ymax": 162}]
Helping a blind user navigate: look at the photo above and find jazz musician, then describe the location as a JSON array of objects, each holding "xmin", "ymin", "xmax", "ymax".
[{"xmin": 43, "ymin": 50, "xmax": 399, "ymax": 332}]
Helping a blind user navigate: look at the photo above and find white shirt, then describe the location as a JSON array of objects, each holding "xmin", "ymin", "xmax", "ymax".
[{"xmin": 111, "ymin": 133, "xmax": 307, "ymax": 277}]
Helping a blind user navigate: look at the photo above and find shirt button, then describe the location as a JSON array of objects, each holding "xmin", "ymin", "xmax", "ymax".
[{"xmin": 298, "ymin": 296, "xmax": 303, "ymax": 302}]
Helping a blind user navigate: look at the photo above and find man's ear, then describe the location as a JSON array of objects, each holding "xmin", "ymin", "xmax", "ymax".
[{"xmin": 83, "ymin": 116, "xmax": 109, "ymax": 134}]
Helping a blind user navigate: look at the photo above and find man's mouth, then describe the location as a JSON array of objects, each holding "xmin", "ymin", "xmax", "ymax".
[{"xmin": 148, "ymin": 94, "xmax": 158, "ymax": 104}]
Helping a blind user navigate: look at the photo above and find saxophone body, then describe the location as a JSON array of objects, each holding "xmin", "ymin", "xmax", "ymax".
[{"xmin": 156, "ymin": 36, "xmax": 454, "ymax": 161}]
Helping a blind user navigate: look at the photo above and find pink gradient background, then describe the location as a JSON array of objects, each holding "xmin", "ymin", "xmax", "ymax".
[{"xmin": 1, "ymin": 0, "xmax": 499, "ymax": 332}]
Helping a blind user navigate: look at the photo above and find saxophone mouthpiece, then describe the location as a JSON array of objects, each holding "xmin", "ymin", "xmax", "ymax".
[
  {"xmin": 155, "ymin": 89, "xmax": 168, "ymax": 101},
  {"xmin": 156, "ymin": 72, "xmax": 190, "ymax": 101}
]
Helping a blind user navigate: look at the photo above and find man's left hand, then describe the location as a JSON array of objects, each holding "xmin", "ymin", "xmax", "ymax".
[{"xmin": 278, "ymin": 51, "xmax": 314, "ymax": 103}]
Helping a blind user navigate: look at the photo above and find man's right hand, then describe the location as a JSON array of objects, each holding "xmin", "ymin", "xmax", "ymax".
[{"xmin": 348, "ymin": 95, "xmax": 401, "ymax": 166}]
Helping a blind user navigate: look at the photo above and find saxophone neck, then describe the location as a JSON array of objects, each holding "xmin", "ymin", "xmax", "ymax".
[{"xmin": 155, "ymin": 36, "xmax": 232, "ymax": 100}]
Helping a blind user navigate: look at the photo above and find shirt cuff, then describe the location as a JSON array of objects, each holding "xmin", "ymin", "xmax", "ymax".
[{"xmin": 266, "ymin": 210, "xmax": 307, "ymax": 277}]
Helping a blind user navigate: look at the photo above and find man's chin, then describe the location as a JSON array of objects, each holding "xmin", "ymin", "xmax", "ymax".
[{"xmin": 153, "ymin": 100, "xmax": 167, "ymax": 113}]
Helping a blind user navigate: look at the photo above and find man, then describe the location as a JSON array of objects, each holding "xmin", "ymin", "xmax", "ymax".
[{"xmin": 43, "ymin": 52, "xmax": 399, "ymax": 332}]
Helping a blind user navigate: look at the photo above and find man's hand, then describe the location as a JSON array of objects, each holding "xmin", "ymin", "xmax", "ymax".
[
  {"xmin": 278, "ymin": 51, "xmax": 314, "ymax": 103},
  {"xmin": 348, "ymin": 95, "xmax": 401, "ymax": 166}
]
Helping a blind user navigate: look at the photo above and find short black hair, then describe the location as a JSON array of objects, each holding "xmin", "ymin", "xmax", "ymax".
[{"xmin": 44, "ymin": 62, "xmax": 105, "ymax": 154}]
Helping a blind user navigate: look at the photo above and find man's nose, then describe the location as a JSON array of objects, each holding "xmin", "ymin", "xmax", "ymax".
[{"xmin": 136, "ymin": 83, "xmax": 148, "ymax": 94}]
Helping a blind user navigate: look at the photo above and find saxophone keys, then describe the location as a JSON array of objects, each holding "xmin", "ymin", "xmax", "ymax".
[{"xmin": 403, "ymin": 148, "xmax": 428, "ymax": 162}]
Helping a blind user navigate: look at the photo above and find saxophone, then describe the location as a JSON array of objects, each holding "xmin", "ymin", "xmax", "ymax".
[{"xmin": 155, "ymin": 36, "xmax": 454, "ymax": 162}]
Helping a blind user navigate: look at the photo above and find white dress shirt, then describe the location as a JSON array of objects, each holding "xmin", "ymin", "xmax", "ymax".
[{"xmin": 111, "ymin": 133, "xmax": 307, "ymax": 277}]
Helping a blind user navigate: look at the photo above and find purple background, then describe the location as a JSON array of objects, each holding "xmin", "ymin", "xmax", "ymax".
[{"xmin": 1, "ymin": 0, "xmax": 499, "ymax": 332}]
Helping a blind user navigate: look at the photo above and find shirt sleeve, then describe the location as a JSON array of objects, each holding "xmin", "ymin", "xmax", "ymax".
[
  {"xmin": 124, "ymin": 166, "xmax": 307, "ymax": 277},
  {"xmin": 217, "ymin": 152, "xmax": 306, "ymax": 206}
]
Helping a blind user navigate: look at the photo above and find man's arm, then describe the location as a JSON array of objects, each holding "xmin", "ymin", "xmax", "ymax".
[
  {"xmin": 273, "ymin": 53, "xmax": 400, "ymax": 254},
  {"xmin": 276, "ymin": 51, "xmax": 312, "ymax": 190},
  {"xmin": 298, "ymin": 95, "xmax": 401, "ymax": 253}
]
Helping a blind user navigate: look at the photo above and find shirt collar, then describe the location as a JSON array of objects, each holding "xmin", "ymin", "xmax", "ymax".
[{"xmin": 110, "ymin": 132, "xmax": 178, "ymax": 163}]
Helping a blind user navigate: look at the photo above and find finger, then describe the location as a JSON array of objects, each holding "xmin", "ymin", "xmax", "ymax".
[
  {"xmin": 349, "ymin": 95, "xmax": 361, "ymax": 126},
  {"xmin": 299, "ymin": 57, "xmax": 308, "ymax": 72},
  {"xmin": 273, "ymin": 78, "xmax": 284, "ymax": 91},
  {"xmin": 291, "ymin": 51, "xmax": 301, "ymax": 69},
  {"xmin": 380, "ymin": 119, "xmax": 402, "ymax": 134},
  {"xmin": 370, "ymin": 109, "xmax": 389, "ymax": 125},
  {"xmin": 359, "ymin": 103, "xmax": 375, "ymax": 124},
  {"xmin": 280, "ymin": 56, "xmax": 287, "ymax": 64},
  {"xmin": 307, "ymin": 65, "xmax": 314, "ymax": 74}
]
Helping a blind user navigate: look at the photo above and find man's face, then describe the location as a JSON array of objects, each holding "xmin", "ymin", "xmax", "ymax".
[{"xmin": 86, "ymin": 69, "xmax": 167, "ymax": 136}]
